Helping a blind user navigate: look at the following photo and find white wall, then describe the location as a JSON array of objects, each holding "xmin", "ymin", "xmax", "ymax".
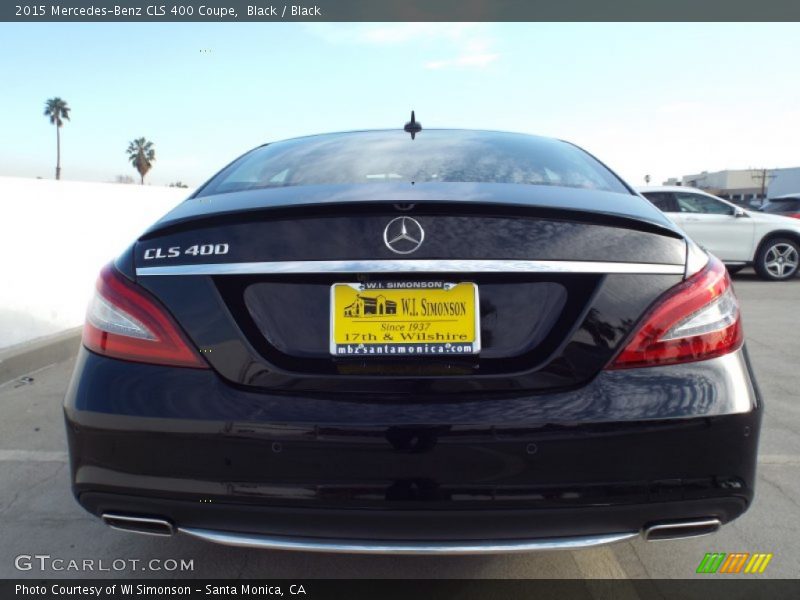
[{"xmin": 0, "ymin": 177, "xmax": 193, "ymax": 350}]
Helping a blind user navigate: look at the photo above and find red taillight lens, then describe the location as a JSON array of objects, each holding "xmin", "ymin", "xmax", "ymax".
[
  {"xmin": 608, "ymin": 255, "xmax": 743, "ymax": 369},
  {"xmin": 82, "ymin": 264, "xmax": 208, "ymax": 368},
  {"xmin": 789, "ymin": 213, "xmax": 800, "ymax": 219}
]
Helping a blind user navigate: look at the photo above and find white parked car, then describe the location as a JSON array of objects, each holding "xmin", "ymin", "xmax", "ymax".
[{"xmin": 639, "ymin": 186, "xmax": 800, "ymax": 281}]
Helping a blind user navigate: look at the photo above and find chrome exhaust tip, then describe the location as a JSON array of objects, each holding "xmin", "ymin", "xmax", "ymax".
[
  {"xmin": 101, "ymin": 513, "xmax": 174, "ymax": 537},
  {"xmin": 643, "ymin": 518, "xmax": 721, "ymax": 541}
]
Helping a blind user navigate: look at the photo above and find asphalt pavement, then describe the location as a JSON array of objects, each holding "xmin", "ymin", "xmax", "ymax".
[{"xmin": 0, "ymin": 269, "xmax": 798, "ymax": 580}]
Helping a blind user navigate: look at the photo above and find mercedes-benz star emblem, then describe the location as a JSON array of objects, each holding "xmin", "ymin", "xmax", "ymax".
[{"xmin": 383, "ymin": 216, "xmax": 425, "ymax": 255}]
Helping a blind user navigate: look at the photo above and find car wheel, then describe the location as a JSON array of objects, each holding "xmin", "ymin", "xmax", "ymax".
[{"xmin": 754, "ymin": 238, "xmax": 800, "ymax": 281}]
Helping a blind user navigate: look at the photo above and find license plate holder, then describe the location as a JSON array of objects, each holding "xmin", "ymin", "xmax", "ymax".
[{"xmin": 330, "ymin": 281, "xmax": 480, "ymax": 357}]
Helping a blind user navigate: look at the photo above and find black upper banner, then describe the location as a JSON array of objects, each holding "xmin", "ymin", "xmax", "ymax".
[{"xmin": 3, "ymin": 0, "xmax": 800, "ymax": 22}]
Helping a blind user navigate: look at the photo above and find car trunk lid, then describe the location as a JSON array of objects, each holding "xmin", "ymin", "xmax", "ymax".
[{"xmin": 132, "ymin": 191, "xmax": 686, "ymax": 395}]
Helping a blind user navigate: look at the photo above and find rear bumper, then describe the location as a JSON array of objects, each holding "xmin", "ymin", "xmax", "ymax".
[
  {"xmin": 83, "ymin": 492, "xmax": 741, "ymax": 551},
  {"xmin": 64, "ymin": 347, "xmax": 762, "ymax": 549}
]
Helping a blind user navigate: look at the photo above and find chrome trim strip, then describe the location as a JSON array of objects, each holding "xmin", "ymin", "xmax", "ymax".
[
  {"xmin": 137, "ymin": 260, "xmax": 684, "ymax": 276},
  {"xmin": 177, "ymin": 528, "xmax": 638, "ymax": 554},
  {"xmin": 101, "ymin": 513, "xmax": 174, "ymax": 537}
]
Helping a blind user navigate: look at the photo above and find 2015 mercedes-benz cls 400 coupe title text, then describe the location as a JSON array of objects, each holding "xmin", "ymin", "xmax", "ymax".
[{"xmin": 65, "ymin": 120, "xmax": 762, "ymax": 553}]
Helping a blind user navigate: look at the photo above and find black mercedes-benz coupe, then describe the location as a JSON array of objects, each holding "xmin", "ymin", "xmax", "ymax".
[{"xmin": 64, "ymin": 125, "xmax": 761, "ymax": 553}]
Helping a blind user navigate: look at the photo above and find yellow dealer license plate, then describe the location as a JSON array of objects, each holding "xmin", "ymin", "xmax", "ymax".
[{"xmin": 330, "ymin": 281, "xmax": 480, "ymax": 357}]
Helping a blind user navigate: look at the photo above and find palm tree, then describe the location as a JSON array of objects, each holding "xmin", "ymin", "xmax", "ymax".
[
  {"xmin": 43, "ymin": 97, "xmax": 71, "ymax": 180},
  {"xmin": 126, "ymin": 138, "xmax": 156, "ymax": 185}
]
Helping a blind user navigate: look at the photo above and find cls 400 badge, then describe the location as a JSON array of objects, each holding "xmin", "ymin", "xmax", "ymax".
[{"xmin": 142, "ymin": 244, "xmax": 229, "ymax": 260}]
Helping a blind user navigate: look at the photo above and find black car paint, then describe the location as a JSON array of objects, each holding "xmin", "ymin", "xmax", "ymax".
[
  {"xmin": 66, "ymin": 130, "xmax": 761, "ymax": 545},
  {"xmin": 133, "ymin": 197, "xmax": 686, "ymax": 393},
  {"xmin": 138, "ymin": 270, "xmax": 681, "ymax": 393},
  {"xmin": 138, "ymin": 203, "xmax": 683, "ymax": 264},
  {"xmin": 65, "ymin": 346, "xmax": 760, "ymax": 536},
  {"xmin": 146, "ymin": 182, "xmax": 677, "ymax": 237}
]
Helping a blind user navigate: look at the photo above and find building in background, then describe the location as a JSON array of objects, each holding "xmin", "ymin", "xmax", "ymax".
[
  {"xmin": 767, "ymin": 167, "xmax": 800, "ymax": 198},
  {"xmin": 664, "ymin": 169, "xmax": 767, "ymax": 205},
  {"xmin": 662, "ymin": 168, "xmax": 800, "ymax": 205}
]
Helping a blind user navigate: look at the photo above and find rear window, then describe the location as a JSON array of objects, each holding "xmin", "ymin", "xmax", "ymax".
[
  {"xmin": 196, "ymin": 130, "xmax": 629, "ymax": 197},
  {"xmin": 763, "ymin": 198, "xmax": 800, "ymax": 213}
]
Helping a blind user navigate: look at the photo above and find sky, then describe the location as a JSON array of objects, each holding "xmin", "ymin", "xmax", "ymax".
[{"xmin": 1, "ymin": 22, "xmax": 799, "ymax": 187}]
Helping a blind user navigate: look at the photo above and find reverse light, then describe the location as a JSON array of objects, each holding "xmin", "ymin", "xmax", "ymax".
[
  {"xmin": 82, "ymin": 264, "xmax": 208, "ymax": 368},
  {"xmin": 608, "ymin": 255, "xmax": 742, "ymax": 369}
]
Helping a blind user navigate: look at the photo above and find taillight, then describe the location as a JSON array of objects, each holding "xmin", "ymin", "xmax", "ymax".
[
  {"xmin": 82, "ymin": 264, "xmax": 208, "ymax": 368},
  {"xmin": 608, "ymin": 255, "xmax": 742, "ymax": 369},
  {"xmin": 789, "ymin": 213, "xmax": 800, "ymax": 219}
]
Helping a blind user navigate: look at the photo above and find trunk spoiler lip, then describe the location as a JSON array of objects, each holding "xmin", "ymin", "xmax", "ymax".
[{"xmin": 143, "ymin": 182, "xmax": 683, "ymax": 240}]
